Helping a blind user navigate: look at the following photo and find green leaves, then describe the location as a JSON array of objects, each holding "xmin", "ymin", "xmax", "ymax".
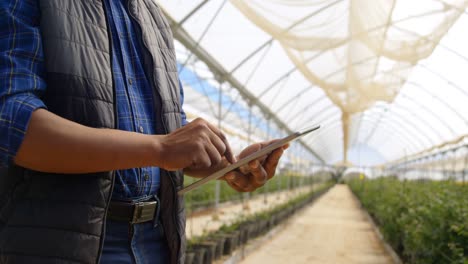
[{"xmin": 349, "ymin": 178, "xmax": 468, "ymax": 264}]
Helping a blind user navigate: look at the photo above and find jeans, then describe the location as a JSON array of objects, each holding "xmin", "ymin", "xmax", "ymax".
[{"xmin": 100, "ymin": 219, "xmax": 170, "ymax": 264}]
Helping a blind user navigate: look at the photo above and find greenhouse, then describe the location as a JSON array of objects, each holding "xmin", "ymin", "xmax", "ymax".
[
  {"xmin": 158, "ymin": 0, "xmax": 468, "ymax": 263},
  {"xmin": 0, "ymin": 0, "xmax": 467, "ymax": 264}
]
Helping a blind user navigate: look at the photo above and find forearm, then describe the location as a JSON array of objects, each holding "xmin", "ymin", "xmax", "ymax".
[{"xmin": 15, "ymin": 109, "xmax": 161, "ymax": 174}]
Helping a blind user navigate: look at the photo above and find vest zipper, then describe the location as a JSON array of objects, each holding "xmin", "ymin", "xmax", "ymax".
[
  {"xmin": 98, "ymin": 1, "xmax": 117, "ymax": 263},
  {"xmin": 127, "ymin": 2, "xmax": 182, "ymax": 263}
]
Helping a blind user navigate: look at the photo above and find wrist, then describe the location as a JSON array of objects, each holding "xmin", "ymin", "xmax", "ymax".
[{"xmin": 148, "ymin": 135, "xmax": 166, "ymax": 168}]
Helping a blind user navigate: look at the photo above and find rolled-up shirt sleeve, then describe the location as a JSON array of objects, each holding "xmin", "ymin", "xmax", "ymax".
[{"xmin": 0, "ymin": 0, "xmax": 47, "ymax": 168}]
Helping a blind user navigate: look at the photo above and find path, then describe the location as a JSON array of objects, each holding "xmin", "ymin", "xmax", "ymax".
[{"xmin": 239, "ymin": 184, "xmax": 394, "ymax": 264}]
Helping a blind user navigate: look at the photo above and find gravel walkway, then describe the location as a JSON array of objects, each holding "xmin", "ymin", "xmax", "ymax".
[{"xmin": 239, "ymin": 184, "xmax": 394, "ymax": 264}]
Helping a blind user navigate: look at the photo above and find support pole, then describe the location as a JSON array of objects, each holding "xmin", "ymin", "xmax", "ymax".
[
  {"xmin": 464, "ymin": 146, "xmax": 468, "ymax": 183},
  {"xmin": 444, "ymin": 152, "xmax": 450, "ymax": 181},
  {"xmin": 243, "ymin": 104, "xmax": 252, "ymax": 210},
  {"xmin": 264, "ymin": 118, "xmax": 270, "ymax": 205},
  {"xmin": 452, "ymin": 150, "xmax": 457, "ymax": 182},
  {"xmin": 342, "ymin": 112, "xmax": 350, "ymax": 163},
  {"xmin": 213, "ymin": 83, "xmax": 222, "ymax": 220},
  {"xmin": 311, "ymin": 161, "xmax": 315, "ymax": 192}
]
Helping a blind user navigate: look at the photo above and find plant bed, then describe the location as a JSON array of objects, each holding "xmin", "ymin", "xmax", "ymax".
[
  {"xmin": 186, "ymin": 182, "xmax": 335, "ymax": 262},
  {"xmin": 349, "ymin": 177, "xmax": 468, "ymax": 264}
]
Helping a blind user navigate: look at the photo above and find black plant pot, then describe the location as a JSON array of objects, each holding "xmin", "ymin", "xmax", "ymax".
[
  {"xmin": 239, "ymin": 222, "xmax": 256, "ymax": 245},
  {"xmin": 222, "ymin": 233, "xmax": 238, "ymax": 255},
  {"xmin": 253, "ymin": 221, "xmax": 262, "ymax": 237},
  {"xmin": 244, "ymin": 222, "xmax": 257, "ymax": 241},
  {"xmin": 193, "ymin": 242, "xmax": 216, "ymax": 264},
  {"xmin": 271, "ymin": 214, "xmax": 279, "ymax": 226},
  {"xmin": 259, "ymin": 219, "xmax": 268, "ymax": 234},
  {"xmin": 238, "ymin": 225, "xmax": 250, "ymax": 245},
  {"xmin": 189, "ymin": 247, "xmax": 206, "ymax": 264},
  {"xmin": 185, "ymin": 251, "xmax": 196, "ymax": 264},
  {"xmin": 278, "ymin": 211, "xmax": 286, "ymax": 222},
  {"xmin": 230, "ymin": 230, "xmax": 240, "ymax": 248},
  {"xmin": 246, "ymin": 222, "xmax": 259, "ymax": 239},
  {"xmin": 206, "ymin": 237, "xmax": 225, "ymax": 260},
  {"xmin": 268, "ymin": 217, "xmax": 276, "ymax": 229}
]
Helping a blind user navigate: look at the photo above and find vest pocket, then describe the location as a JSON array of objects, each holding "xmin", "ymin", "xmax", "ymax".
[{"xmin": 0, "ymin": 169, "xmax": 31, "ymax": 237}]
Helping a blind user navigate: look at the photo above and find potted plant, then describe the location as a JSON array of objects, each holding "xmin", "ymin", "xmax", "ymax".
[
  {"xmin": 184, "ymin": 251, "xmax": 196, "ymax": 264},
  {"xmin": 192, "ymin": 241, "xmax": 216, "ymax": 264},
  {"xmin": 187, "ymin": 237, "xmax": 208, "ymax": 264},
  {"xmin": 205, "ymin": 232, "xmax": 226, "ymax": 260}
]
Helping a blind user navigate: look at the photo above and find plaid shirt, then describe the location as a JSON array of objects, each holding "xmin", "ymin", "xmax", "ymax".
[
  {"xmin": 0, "ymin": 0, "xmax": 187, "ymax": 200},
  {"xmin": 0, "ymin": 0, "xmax": 47, "ymax": 168}
]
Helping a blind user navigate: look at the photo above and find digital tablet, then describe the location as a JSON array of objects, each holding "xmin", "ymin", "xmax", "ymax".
[{"xmin": 178, "ymin": 125, "xmax": 320, "ymax": 196}]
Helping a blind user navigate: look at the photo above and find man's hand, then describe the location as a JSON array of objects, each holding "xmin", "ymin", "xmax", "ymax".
[
  {"xmin": 222, "ymin": 141, "xmax": 289, "ymax": 192},
  {"xmin": 156, "ymin": 118, "xmax": 235, "ymax": 171}
]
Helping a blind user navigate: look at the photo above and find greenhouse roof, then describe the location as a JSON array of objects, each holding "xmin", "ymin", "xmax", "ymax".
[{"xmin": 157, "ymin": 0, "xmax": 468, "ymax": 166}]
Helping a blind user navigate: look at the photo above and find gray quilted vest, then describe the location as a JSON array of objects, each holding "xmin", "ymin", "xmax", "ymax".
[{"xmin": 0, "ymin": 0, "xmax": 186, "ymax": 263}]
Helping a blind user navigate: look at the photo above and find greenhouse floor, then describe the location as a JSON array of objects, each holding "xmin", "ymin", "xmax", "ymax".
[
  {"xmin": 239, "ymin": 185, "xmax": 394, "ymax": 264},
  {"xmin": 186, "ymin": 185, "xmax": 315, "ymax": 239}
]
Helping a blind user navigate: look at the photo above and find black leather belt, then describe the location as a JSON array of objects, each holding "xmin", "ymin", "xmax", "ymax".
[{"xmin": 107, "ymin": 199, "xmax": 159, "ymax": 224}]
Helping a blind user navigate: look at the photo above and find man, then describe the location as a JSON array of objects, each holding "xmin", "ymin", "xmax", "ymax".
[{"xmin": 0, "ymin": 0, "xmax": 287, "ymax": 263}]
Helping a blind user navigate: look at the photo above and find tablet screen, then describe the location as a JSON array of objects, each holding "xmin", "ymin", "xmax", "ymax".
[{"xmin": 178, "ymin": 125, "xmax": 320, "ymax": 195}]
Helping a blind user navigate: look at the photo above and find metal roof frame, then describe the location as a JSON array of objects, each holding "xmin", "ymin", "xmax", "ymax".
[{"xmin": 162, "ymin": 8, "xmax": 325, "ymax": 163}]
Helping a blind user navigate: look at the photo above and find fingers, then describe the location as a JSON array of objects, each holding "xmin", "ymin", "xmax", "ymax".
[
  {"xmin": 225, "ymin": 178, "xmax": 245, "ymax": 192},
  {"xmin": 224, "ymin": 171, "xmax": 256, "ymax": 192},
  {"xmin": 159, "ymin": 117, "xmax": 237, "ymax": 171},
  {"xmin": 237, "ymin": 143, "xmax": 262, "ymax": 159},
  {"xmin": 189, "ymin": 118, "xmax": 233, "ymax": 168},
  {"xmin": 248, "ymin": 159, "xmax": 268, "ymax": 187},
  {"xmin": 264, "ymin": 147, "xmax": 285, "ymax": 179},
  {"xmin": 203, "ymin": 142, "xmax": 223, "ymax": 168},
  {"xmin": 228, "ymin": 139, "xmax": 287, "ymax": 190},
  {"xmin": 220, "ymin": 137, "xmax": 288, "ymax": 193},
  {"xmin": 205, "ymin": 122, "xmax": 235, "ymax": 164},
  {"xmin": 237, "ymin": 140, "xmax": 287, "ymax": 174},
  {"xmin": 224, "ymin": 159, "xmax": 267, "ymax": 192}
]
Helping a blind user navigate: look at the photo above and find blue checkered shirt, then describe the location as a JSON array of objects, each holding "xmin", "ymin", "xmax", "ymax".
[{"xmin": 0, "ymin": 0, "xmax": 187, "ymax": 200}]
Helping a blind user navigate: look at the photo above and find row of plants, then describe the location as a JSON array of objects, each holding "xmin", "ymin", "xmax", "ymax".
[
  {"xmin": 184, "ymin": 174, "xmax": 318, "ymax": 210},
  {"xmin": 348, "ymin": 177, "xmax": 468, "ymax": 264},
  {"xmin": 185, "ymin": 181, "xmax": 335, "ymax": 264}
]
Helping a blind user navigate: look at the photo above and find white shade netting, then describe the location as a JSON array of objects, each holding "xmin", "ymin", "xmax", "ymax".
[
  {"xmin": 230, "ymin": 0, "xmax": 468, "ymax": 114},
  {"xmin": 158, "ymin": 0, "xmax": 468, "ymax": 167}
]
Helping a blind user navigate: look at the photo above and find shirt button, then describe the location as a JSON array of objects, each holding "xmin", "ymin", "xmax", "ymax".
[
  {"xmin": 128, "ymin": 78, "xmax": 133, "ymax": 85},
  {"xmin": 144, "ymin": 174, "xmax": 150, "ymax": 181},
  {"xmin": 139, "ymin": 126, "xmax": 144, "ymax": 133}
]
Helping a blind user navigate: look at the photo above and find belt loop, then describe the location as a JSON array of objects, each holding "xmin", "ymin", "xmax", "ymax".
[{"xmin": 152, "ymin": 194, "xmax": 161, "ymax": 228}]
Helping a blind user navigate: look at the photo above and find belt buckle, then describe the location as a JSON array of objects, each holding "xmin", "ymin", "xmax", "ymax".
[{"xmin": 131, "ymin": 200, "xmax": 157, "ymax": 224}]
